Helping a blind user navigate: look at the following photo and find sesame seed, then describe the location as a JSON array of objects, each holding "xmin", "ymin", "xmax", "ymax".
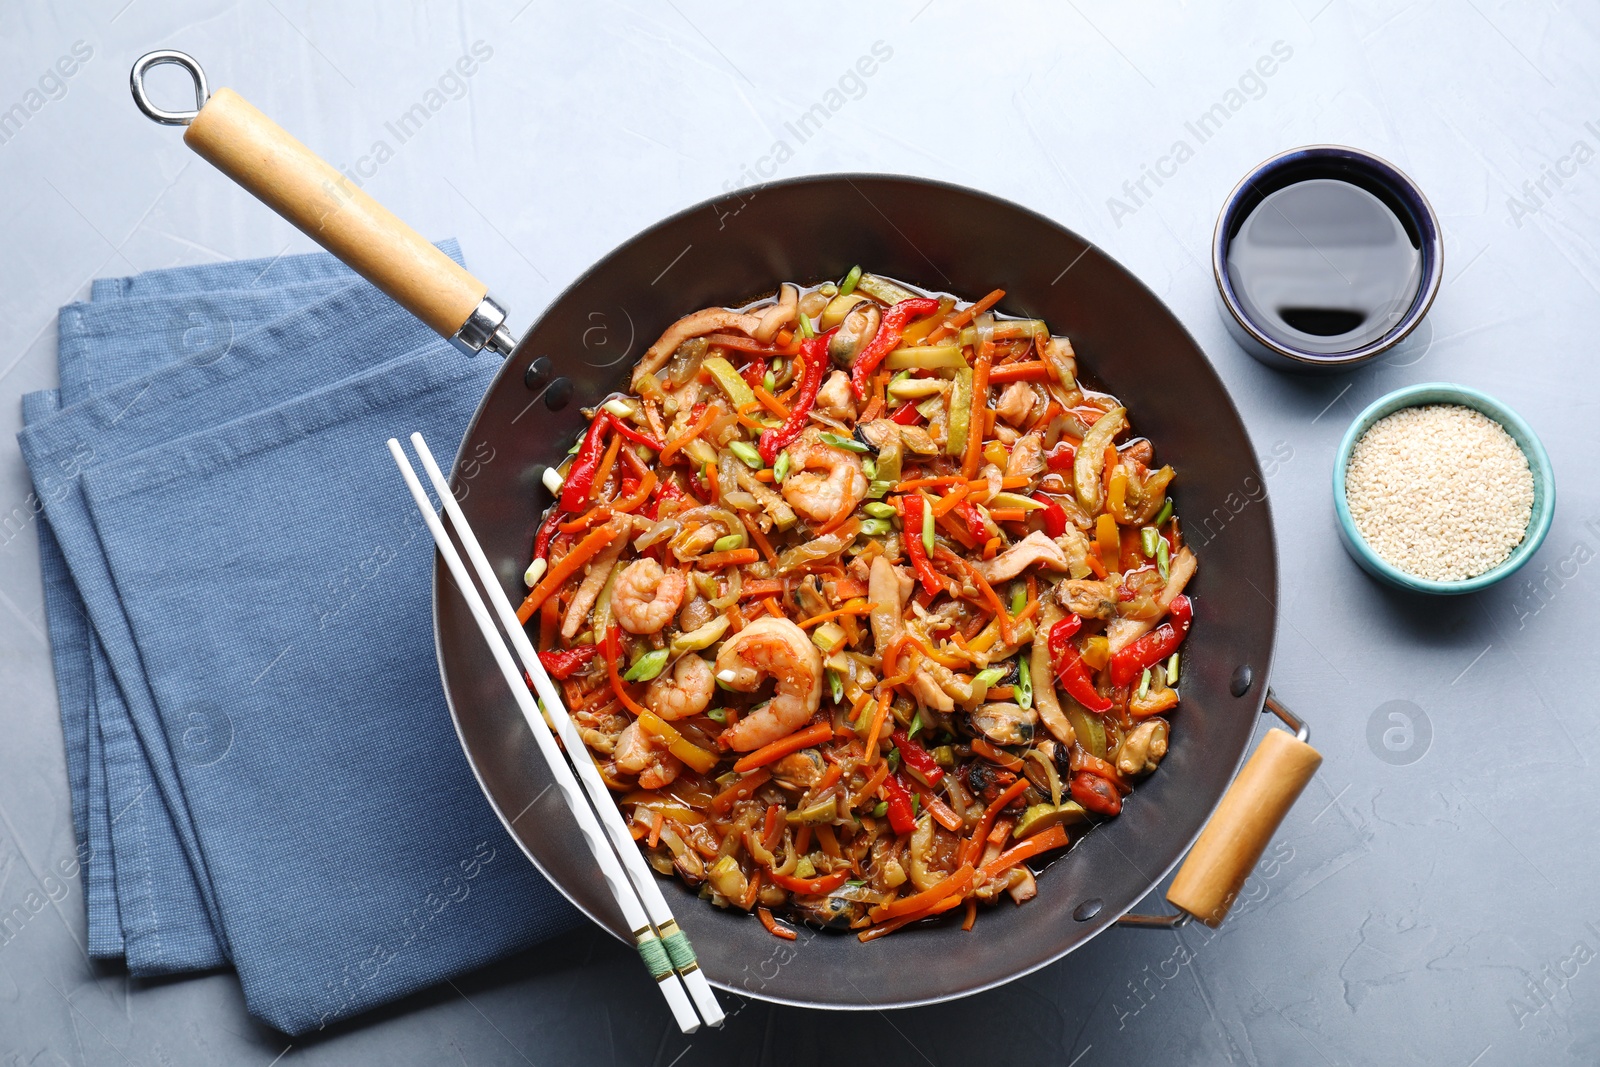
[{"xmin": 1344, "ymin": 404, "xmax": 1534, "ymax": 582}]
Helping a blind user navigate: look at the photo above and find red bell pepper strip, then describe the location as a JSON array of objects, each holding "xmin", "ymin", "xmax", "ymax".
[
  {"xmin": 1031, "ymin": 492, "xmax": 1067, "ymax": 538},
  {"xmin": 532, "ymin": 506, "xmax": 565, "ymax": 560},
  {"xmin": 605, "ymin": 413, "xmax": 664, "ymax": 453},
  {"xmin": 1048, "ymin": 616, "xmax": 1111, "ymax": 713},
  {"xmin": 881, "ymin": 772, "xmax": 918, "ymax": 836},
  {"xmin": 767, "ymin": 868, "xmax": 851, "ymax": 895},
  {"xmin": 535, "ymin": 644, "xmax": 599, "ymax": 680},
  {"xmin": 954, "ymin": 499, "xmax": 988, "ymax": 544},
  {"xmin": 559, "ymin": 416, "xmax": 610, "ymax": 513},
  {"xmin": 890, "ymin": 401, "xmax": 922, "ymax": 425},
  {"xmin": 1110, "ymin": 595, "xmax": 1193, "ymax": 687},
  {"xmin": 1071, "ymin": 772, "xmax": 1122, "ymax": 816},
  {"xmin": 740, "ymin": 356, "xmax": 767, "ymax": 391},
  {"xmin": 891, "ymin": 729, "xmax": 945, "ymax": 788},
  {"xmin": 758, "ymin": 328, "xmax": 837, "ymax": 465},
  {"xmin": 897, "ymin": 495, "xmax": 945, "ymax": 596},
  {"xmin": 850, "ymin": 297, "xmax": 941, "ymax": 400},
  {"xmin": 1045, "ymin": 441, "xmax": 1077, "ymax": 471}
]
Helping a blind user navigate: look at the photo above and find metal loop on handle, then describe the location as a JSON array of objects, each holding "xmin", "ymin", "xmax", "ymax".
[{"xmin": 131, "ymin": 50, "xmax": 210, "ymax": 125}]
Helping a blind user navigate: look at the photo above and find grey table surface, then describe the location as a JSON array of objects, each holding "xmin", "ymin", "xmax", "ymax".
[{"xmin": 2, "ymin": 1, "xmax": 1597, "ymax": 1064}]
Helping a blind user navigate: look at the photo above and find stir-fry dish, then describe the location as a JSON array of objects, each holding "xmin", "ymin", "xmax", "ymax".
[{"xmin": 516, "ymin": 271, "xmax": 1197, "ymax": 942}]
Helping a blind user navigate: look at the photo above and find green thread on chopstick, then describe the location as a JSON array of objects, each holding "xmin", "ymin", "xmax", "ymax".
[
  {"xmin": 661, "ymin": 929, "xmax": 697, "ymax": 972},
  {"xmin": 636, "ymin": 932, "xmax": 673, "ymax": 980}
]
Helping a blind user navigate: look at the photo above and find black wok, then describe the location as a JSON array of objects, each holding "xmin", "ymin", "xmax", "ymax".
[{"xmin": 134, "ymin": 52, "xmax": 1321, "ymax": 1011}]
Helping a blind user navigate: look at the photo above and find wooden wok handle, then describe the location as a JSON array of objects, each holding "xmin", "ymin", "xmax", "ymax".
[
  {"xmin": 1165, "ymin": 727, "xmax": 1322, "ymax": 927},
  {"xmin": 182, "ymin": 87, "xmax": 487, "ymax": 340}
]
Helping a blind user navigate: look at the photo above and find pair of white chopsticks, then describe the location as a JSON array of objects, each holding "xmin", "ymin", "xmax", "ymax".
[{"xmin": 387, "ymin": 433, "xmax": 724, "ymax": 1034}]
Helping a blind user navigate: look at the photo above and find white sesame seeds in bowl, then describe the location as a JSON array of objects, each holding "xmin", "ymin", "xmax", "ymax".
[{"xmin": 1332, "ymin": 383, "xmax": 1555, "ymax": 594}]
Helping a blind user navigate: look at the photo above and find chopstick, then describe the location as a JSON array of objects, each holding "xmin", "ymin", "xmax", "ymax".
[
  {"xmin": 386, "ymin": 438, "xmax": 709, "ymax": 1034},
  {"xmin": 405, "ymin": 433, "xmax": 725, "ymax": 1028}
]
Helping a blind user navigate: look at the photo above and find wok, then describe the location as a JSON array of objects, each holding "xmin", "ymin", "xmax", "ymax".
[{"xmin": 133, "ymin": 51, "xmax": 1322, "ymax": 1010}]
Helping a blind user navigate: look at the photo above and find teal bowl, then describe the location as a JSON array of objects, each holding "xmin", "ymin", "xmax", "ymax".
[{"xmin": 1332, "ymin": 382, "xmax": 1555, "ymax": 594}]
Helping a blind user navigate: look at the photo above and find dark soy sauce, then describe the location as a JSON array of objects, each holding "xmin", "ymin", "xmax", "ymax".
[{"xmin": 1225, "ymin": 178, "xmax": 1422, "ymax": 355}]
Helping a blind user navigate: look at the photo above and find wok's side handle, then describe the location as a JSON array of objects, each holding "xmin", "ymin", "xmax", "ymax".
[
  {"xmin": 132, "ymin": 52, "xmax": 514, "ymax": 355},
  {"xmin": 1117, "ymin": 691, "xmax": 1321, "ymax": 930},
  {"xmin": 1164, "ymin": 723, "xmax": 1321, "ymax": 927}
]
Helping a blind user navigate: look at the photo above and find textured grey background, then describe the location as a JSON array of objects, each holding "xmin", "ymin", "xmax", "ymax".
[{"xmin": 2, "ymin": 1, "xmax": 1597, "ymax": 1064}]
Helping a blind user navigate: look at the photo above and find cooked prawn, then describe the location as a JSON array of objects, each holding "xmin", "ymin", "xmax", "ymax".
[
  {"xmin": 713, "ymin": 616, "xmax": 823, "ymax": 751},
  {"xmin": 614, "ymin": 721, "xmax": 683, "ymax": 789},
  {"xmin": 646, "ymin": 653, "xmax": 715, "ymax": 720},
  {"xmin": 816, "ymin": 370, "xmax": 858, "ymax": 423},
  {"xmin": 780, "ymin": 428, "xmax": 868, "ymax": 526},
  {"xmin": 612, "ymin": 558, "xmax": 687, "ymax": 634}
]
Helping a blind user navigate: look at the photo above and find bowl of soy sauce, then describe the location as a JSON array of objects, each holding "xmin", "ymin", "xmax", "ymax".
[{"xmin": 1213, "ymin": 145, "xmax": 1443, "ymax": 373}]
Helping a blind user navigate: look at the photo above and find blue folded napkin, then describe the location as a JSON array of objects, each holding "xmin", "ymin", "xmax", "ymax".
[{"xmin": 23, "ymin": 246, "xmax": 580, "ymax": 1033}]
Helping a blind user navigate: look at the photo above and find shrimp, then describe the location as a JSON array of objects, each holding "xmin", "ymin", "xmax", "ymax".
[
  {"xmin": 614, "ymin": 722, "xmax": 682, "ymax": 789},
  {"xmin": 714, "ymin": 616, "xmax": 823, "ymax": 751},
  {"xmin": 780, "ymin": 428, "xmax": 868, "ymax": 526},
  {"xmin": 612, "ymin": 558, "xmax": 687, "ymax": 634},
  {"xmin": 646, "ymin": 654, "xmax": 715, "ymax": 720},
  {"xmin": 816, "ymin": 370, "xmax": 858, "ymax": 422}
]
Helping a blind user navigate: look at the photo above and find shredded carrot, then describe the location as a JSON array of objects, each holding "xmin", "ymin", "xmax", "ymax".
[
  {"xmin": 590, "ymin": 431, "xmax": 623, "ymax": 501},
  {"xmin": 775, "ymin": 328, "xmax": 794, "ymax": 347},
  {"xmin": 517, "ymin": 522, "xmax": 618, "ymax": 621},
  {"xmin": 930, "ymin": 484, "xmax": 970, "ymax": 518},
  {"xmin": 870, "ymin": 864, "xmax": 975, "ymax": 922},
  {"xmin": 962, "ymin": 898, "xmax": 978, "ymax": 931},
  {"xmin": 988, "ymin": 818, "xmax": 1014, "ymax": 846},
  {"xmin": 760, "ymin": 597, "xmax": 784, "ymax": 618},
  {"xmin": 698, "ymin": 547, "xmax": 759, "ymax": 569},
  {"xmin": 833, "ymin": 577, "xmax": 869, "ymax": 599},
  {"xmin": 660, "ymin": 402, "xmax": 721, "ymax": 465},
  {"xmin": 963, "ymin": 560, "xmax": 1014, "ymax": 646},
  {"xmin": 537, "ymin": 596, "xmax": 560, "ymax": 652},
  {"xmin": 1027, "ymin": 400, "xmax": 1063, "ymax": 435},
  {"xmin": 647, "ymin": 810, "xmax": 665, "ymax": 849},
  {"xmin": 861, "ymin": 690, "xmax": 893, "ymax": 763},
  {"xmin": 741, "ymin": 871, "xmax": 762, "ymax": 910},
  {"xmin": 920, "ymin": 789, "xmax": 964, "ymax": 832},
  {"xmin": 794, "ymin": 824, "xmax": 812, "ymax": 855},
  {"xmin": 737, "ymin": 577, "xmax": 786, "ymax": 600},
  {"xmin": 935, "ymin": 509, "xmax": 980, "ymax": 551},
  {"xmin": 754, "ymin": 468, "xmax": 774, "ymax": 482},
  {"xmin": 965, "ymin": 475, "xmax": 1032, "ymax": 492},
  {"xmin": 558, "ymin": 505, "xmax": 612, "ymax": 534},
  {"xmin": 979, "ymin": 824, "xmax": 1070, "ymax": 882},
  {"xmin": 858, "ymin": 889, "xmax": 969, "ymax": 942},
  {"xmin": 850, "ymin": 761, "xmax": 891, "ymax": 810},
  {"xmin": 848, "ymin": 689, "xmax": 875, "ymax": 725},
  {"xmin": 965, "ymin": 776, "xmax": 1029, "ymax": 866},
  {"xmin": 815, "ymin": 504, "xmax": 857, "ymax": 538},
  {"xmin": 970, "ymin": 736, "xmax": 1025, "ymax": 773},
  {"xmin": 817, "ymin": 762, "xmax": 844, "ymax": 793},
  {"xmin": 981, "ymin": 536, "xmax": 1002, "ymax": 560},
  {"xmin": 710, "ymin": 768, "xmax": 772, "ymax": 814},
  {"xmin": 758, "ymin": 906, "xmax": 798, "ymax": 941},
  {"xmin": 895, "ymin": 475, "xmax": 966, "ymax": 491},
  {"xmin": 987, "ymin": 360, "xmax": 1053, "ymax": 384},
  {"xmin": 752, "ymin": 385, "xmax": 790, "ymax": 420},
  {"xmin": 797, "ymin": 600, "xmax": 871, "ymax": 629},
  {"xmin": 603, "ymin": 628, "xmax": 648, "ymax": 716},
  {"xmin": 611, "ymin": 470, "xmax": 656, "ymax": 513},
  {"xmin": 987, "ymin": 507, "xmax": 1027, "ymax": 523},
  {"xmin": 736, "ymin": 513, "xmax": 778, "ymax": 565},
  {"xmin": 928, "ymin": 287, "xmax": 1005, "ymax": 343},
  {"xmin": 734, "ymin": 721, "xmax": 833, "ymax": 773},
  {"xmin": 962, "ymin": 345, "xmax": 992, "ymax": 481}
]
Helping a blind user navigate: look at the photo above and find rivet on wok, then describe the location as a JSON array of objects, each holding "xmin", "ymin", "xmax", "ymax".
[
  {"xmin": 1230, "ymin": 665, "xmax": 1254, "ymax": 698},
  {"xmin": 524, "ymin": 356, "xmax": 552, "ymax": 390},
  {"xmin": 1073, "ymin": 898, "xmax": 1103, "ymax": 922},
  {"xmin": 544, "ymin": 377, "xmax": 574, "ymax": 411}
]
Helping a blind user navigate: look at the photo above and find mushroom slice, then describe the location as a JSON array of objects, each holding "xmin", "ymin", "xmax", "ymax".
[{"xmin": 970, "ymin": 701, "xmax": 1038, "ymax": 747}]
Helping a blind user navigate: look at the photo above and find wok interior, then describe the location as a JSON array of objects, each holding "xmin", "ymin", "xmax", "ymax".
[{"xmin": 434, "ymin": 176, "xmax": 1277, "ymax": 1008}]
